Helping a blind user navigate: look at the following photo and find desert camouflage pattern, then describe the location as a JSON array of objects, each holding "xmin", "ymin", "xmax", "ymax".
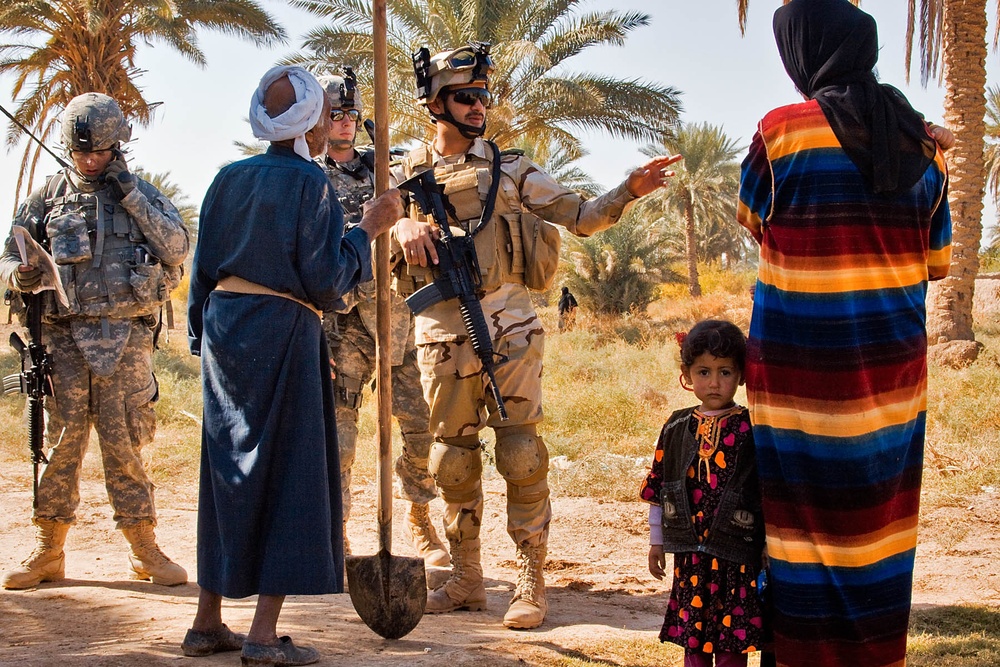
[
  {"xmin": 317, "ymin": 152, "xmax": 436, "ymax": 519},
  {"xmin": 60, "ymin": 92, "xmax": 132, "ymax": 151},
  {"xmin": 392, "ymin": 138, "xmax": 634, "ymax": 345},
  {"xmin": 32, "ymin": 321, "xmax": 159, "ymax": 527},
  {"xmin": 390, "ymin": 138, "xmax": 638, "ymax": 550}
]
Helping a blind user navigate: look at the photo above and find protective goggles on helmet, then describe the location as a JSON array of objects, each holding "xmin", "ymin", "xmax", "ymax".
[
  {"xmin": 447, "ymin": 87, "xmax": 493, "ymax": 108},
  {"xmin": 331, "ymin": 108, "xmax": 361, "ymax": 122},
  {"xmin": 431, "ymin": 42, "xmax": 494, "ymax": 80}
]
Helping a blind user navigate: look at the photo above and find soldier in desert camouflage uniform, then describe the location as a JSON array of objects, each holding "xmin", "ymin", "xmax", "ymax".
[
  {"xmin": 0, "ymin": 93, "xmax": 189, "ymax": 590},
  {"xmin": 392, "ymin": 43, "xmax": 682, "ymax": 629},
  {"xmin": 316, "ymin": 71, "xmax": 448, "ymax": 569}
]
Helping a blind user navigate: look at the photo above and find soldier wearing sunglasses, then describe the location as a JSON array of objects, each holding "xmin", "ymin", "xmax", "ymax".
[
  {"xmin": 314, "ymin": 71, "xmax": 449, "ymax": 576},
  {"xmin": 391, "ymin": 42, "xmax": 682, "ymax": 630}
]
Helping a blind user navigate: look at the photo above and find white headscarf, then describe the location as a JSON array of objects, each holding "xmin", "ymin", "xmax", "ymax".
[{"xmin": 249, "ymin": 65, "xmax": 326, "ymax": 161}]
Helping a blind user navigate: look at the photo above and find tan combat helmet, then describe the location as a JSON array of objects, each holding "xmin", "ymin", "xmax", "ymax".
[
  {"xmin": 414, "ymin": 42, "xmax": 494, "ymax": 106},
  {"xmin": 413, "ymin": 42, "xmax": 494, "ymax": 138},
  {"xmin": 60, "ymin": 93, "xmax": 131, "ymax": 152}
]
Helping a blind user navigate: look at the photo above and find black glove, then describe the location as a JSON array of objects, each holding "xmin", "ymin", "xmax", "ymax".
[
  {"xmin": 13, "ymin": 265, "xmax": 42, "ymax": 291},
  {"xmin": 103, "ymin": 157, "xmax": 136, "ymax": 200}
]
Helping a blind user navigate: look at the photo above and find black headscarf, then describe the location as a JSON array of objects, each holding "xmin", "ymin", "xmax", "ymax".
[{"xmin": 773, "ymin": 0, "xmax": 936, "ymax": 196}]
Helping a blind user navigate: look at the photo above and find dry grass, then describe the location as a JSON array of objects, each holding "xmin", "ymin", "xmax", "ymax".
[{"xmin": 2, "ymin": 268, "xmax": 999, "ymax": 664}]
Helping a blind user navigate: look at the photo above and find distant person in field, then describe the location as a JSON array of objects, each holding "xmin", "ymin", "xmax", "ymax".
[
  {"xmin": 737, "ymin": 1, "xmax": 952, "ymax": 665},
  {"xmin": 556, "ymin": 286, "xmax": 578, "ymax": 332},
  {"xmin": 640, "ymin": 320, "xmax": 769, "ymax": 667}
]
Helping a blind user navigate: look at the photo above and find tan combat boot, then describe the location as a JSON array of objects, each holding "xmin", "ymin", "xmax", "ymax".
[
  {"xmin": 406, "ymin": 502, "xmax": 450, "ymax": 568},
  {"xmin": 503, "ymin": 544, "xmax": 547, "ymax": 629},
  {"xmin": 2, "ymin": 520, "xmax": 70, "ymax": 589},
  {"xmin": 425, "ymin": 538, "xmax": 487, "ymax": 613},
  {"xmin": 121, "ymin": 522, "xmax": 187, "ymax": 586}
]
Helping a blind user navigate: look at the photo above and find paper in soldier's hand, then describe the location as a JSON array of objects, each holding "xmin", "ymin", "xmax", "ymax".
[{"xmin": 11, "ymin": 225, "xmax": 69, "ymax": 309}]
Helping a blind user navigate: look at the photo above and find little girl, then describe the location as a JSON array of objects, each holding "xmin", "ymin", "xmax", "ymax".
[{"xmin": 640, "ymin": 320, "xmax": 768, "ymax": 667}]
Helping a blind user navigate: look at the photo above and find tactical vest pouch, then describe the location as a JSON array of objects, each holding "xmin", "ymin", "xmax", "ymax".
[
  {"xmin": 439, "ymin": 167, "xmax": 483, "ymax": 225},
  {"xmin": 130, "ymin": 261, "xmax": 164, "ymax": 305},
  {"xmin": 519, "ymin": 212, "xmax": 561, "ymax": 291},
  {"xmin": 46, "ymin": 212, "xmax": 93, "ymax": 265}
]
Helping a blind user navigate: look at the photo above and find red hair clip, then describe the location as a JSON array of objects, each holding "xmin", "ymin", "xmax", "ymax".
[{"xmin": 675, "ymin": 331, "xmax": 687, "ymax": 348}]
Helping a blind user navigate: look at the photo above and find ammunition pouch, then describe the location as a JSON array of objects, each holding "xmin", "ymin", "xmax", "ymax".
[{"xmin": 46, "ymin": 211, "xmax": 93, "ymax": 265}]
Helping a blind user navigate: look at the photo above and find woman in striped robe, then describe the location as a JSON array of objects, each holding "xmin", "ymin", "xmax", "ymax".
[{"xmin": 736, "ymin": 1, "xmax": 952, "ymax": 665}]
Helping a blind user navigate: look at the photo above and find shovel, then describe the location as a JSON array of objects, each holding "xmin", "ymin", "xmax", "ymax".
[{"xmin": 345, "ymin": 1, "xmax": 427, "ymax": 638}]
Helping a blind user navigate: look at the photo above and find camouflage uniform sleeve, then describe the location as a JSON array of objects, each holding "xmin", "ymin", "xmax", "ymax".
[
  {"xmin": 119, "ymin": 182, "xmax": 189, "ymax": 266},
  {"xmin": 0, "ymin": 189, "xmax": 48, "ymax": 290},
  {"xmin": 515, "ymin": 156, "xmax": 637, "ymax": 237}
]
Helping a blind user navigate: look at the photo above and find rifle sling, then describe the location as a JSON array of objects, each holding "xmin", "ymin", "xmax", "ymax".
[{"xmin": 470, "ymin": 140, "xmax": 501, "ymax": 239}]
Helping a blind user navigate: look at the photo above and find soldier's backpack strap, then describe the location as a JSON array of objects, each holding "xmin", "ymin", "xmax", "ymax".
[{"xmin": 471, "ymin": 140, "xmax": 502, "ymax": 238}]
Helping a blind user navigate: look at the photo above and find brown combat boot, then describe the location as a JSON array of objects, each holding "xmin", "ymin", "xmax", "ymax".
[
  {"xmin": 2, "ymin": 519, "xmax": 70, "ymax": 589},
  {"xmin": 425, "ymin": 538, "xmax": 487, "ymax": 613},
  {"xmin": 503, "ymin": 544, "xmax": 547, "ymax": 629},
  {"xmin": 406, "ymin": 502, "xmax": 450, "ymax": 568},
  {"xmin": 121, "ymin": 522, "xmax": 187, "ymax": 586}
]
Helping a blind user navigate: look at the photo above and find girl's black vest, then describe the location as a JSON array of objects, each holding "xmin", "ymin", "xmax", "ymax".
[{"xmin": 656, "ymin": 406, "xmax": 765, "ymax": 566}]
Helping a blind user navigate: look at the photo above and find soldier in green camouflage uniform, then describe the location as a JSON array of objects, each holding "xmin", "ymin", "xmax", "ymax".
[
  {"xmin": 392, "ymin": 44, "xmax": 682, "ymax": 629},
  {"xmin": 0, "ymin": 93, "xmax": 189, "ymax": 590},
  {"xmin": 316, "ymin": 73, "xmax": 448, "ymax": 569}
]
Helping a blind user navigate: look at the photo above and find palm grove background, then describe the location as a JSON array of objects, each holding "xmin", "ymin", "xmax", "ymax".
[{"xmin": 1, "ymin": 2, "xmax": 999, "ymax": 663}]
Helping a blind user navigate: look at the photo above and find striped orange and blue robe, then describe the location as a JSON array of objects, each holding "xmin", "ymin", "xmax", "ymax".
[{"xmin": 737, "ymin": 100, "xmax": 951, "ymax": 667}]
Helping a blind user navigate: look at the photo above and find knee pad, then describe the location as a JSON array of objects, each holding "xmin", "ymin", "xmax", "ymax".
[
  {"xmin": 494, "ymin": 426, "xmax": 548, "ymax": 489},
  {"xmin": 428, "ymin": 437, "xmax": 482, "ymax": 503}
]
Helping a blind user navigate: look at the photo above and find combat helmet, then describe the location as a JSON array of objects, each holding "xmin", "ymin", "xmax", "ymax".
[
  {"xmin": 60, "ymin": 93, "xmax": 131, "ymax": 152},
  {"xmin": 413, "ymin": 42, "xmax": 494, "ymax": 138},
  {"xmin": 318, "ymin": 67, "xmax": 363, "ymax": 152},
  {"xmin": 317, "ymin": 67, "xmax": 364, "ymax": 113}
]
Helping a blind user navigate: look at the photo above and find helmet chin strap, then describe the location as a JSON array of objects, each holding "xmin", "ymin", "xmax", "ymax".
[
  {"xmin": 431, "ymin": 108, "xmax": 485, "ymax": 139},
  {"xmin": 328, "ymin": 139, "xmax": 355, "ymax": 152}
]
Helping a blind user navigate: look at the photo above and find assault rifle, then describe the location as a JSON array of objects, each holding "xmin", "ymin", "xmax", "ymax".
[
  {"xmin": 398, "ymin": 170, "xmax": 508, "ymax": 420},
  {"xmin": 3, "ymin": 291, "xmax": 53, "ymax": 508}
]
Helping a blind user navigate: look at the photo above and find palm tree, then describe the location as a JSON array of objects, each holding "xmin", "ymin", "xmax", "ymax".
[
  {"xmin": 282, "ymin": 0, "xmax": 682, "ymax": 154},
  {"xmin": 0, "ymin": 0, "xmax": 286, "ymax": 203},
  {"xmin": 561, "ymin": 215, "xmax": 682, "ymax": 315},
  {"xmin": 903, "ymin": 0, "xmax": 989, "ymax": 350},
  {"xmin": 635, "ymin": 122, "xmax": 744, "ymax": 297}
]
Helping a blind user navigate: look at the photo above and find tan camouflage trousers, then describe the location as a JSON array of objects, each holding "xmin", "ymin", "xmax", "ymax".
[
  {"xmin": 34, "ymin": 321, "xmax": 159, "ymax": 527},
  {"xmin": 327, "ymin": 309, "xmax": 436, "ymax": 522},
  {"xmin": 417, "ymin": 328, "xmax": 551, "ymax": 549}
]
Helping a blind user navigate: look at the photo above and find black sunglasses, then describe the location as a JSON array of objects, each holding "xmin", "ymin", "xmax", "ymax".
[
  {"xmin": 448, "ymin": 88, "xmax": 493, "ymax": 108},
  {"xmin": 331, "ymin": 109, "xmax": 361, "ymax": 122}
]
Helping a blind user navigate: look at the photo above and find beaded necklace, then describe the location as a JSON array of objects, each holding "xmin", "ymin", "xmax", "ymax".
[{"xmin": 692, "ymin": 405, "xmax": 742, "ymax": 481}]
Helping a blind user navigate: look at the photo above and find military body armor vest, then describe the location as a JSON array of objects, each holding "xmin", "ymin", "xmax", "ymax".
[
  {"xmin": 396, "ymin": 145, "xmax": 560, "ymax": 296},
  {"xmin": 40, "ymin": 173, "xmax": 180, "ymax": 320}
]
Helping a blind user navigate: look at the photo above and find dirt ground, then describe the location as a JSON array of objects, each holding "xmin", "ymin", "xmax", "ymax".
[{"xmin": 1, "ymin": 458, "xmax": 999, "ymax": 667}]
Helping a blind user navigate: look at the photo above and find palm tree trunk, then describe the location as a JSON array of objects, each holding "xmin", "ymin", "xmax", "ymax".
[
  {"xmin": 684, "ymin": 200, "xmax": 701, "ymax": 297},
  {"xmin": 927, "ymin": 0, "xmax": 986, "ymax": 348}
]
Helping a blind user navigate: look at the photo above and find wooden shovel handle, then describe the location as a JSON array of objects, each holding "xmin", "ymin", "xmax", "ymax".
[{"xmin": 372, "ymin": 0, "xmax": 393, "ymax": 553}]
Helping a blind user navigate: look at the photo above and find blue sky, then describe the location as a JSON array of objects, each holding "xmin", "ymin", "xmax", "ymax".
[{"xmin": 0, "ymin": 0, "xmax": 996, "ymax": 238}]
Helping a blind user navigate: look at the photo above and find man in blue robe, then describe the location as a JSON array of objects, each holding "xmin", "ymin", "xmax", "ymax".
[{"xmin": 182, "ymin": 66, "xmax": 402, "ymax": 666}]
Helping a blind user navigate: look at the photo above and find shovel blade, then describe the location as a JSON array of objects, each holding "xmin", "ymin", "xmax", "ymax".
[{"xmin": 346, "ymin": 549, "xmax": 427, "ymax": 639}]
